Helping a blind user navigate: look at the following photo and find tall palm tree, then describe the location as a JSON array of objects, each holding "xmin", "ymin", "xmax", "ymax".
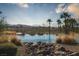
[
  {"xmin": 57, "ymin": 19, "xmax": 62, "ymax": 33},
  {"xmin": 47, "ymin": 19, "xmax": 52, "ymax": 43},
  {"xmin": 69, "ymin": 18, "xmax": 77, "ymax": 32},
  {"xmin": 60, "ymin": 12, "xmax": 71, "ymax": 34},
  {"xmin": 60, "ymin": 12, "xmax": 70, "ymax": 19}
]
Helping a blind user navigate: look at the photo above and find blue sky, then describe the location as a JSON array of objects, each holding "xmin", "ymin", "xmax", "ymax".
[{"xmin": 0, "ymin": 3, "xmax": 79, "ymax": 27}]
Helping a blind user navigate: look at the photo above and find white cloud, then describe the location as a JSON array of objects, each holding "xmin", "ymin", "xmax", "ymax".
[
  {"xmin": 18, "ymin": 3, "xmax": 29, "ymax": 8},
  {"xmin": 56, "ymin": 3, "xmax": 79, "ymax": 16},
  {"xmin": 56, "ymin": 4, "xmax": 66, "ymax": 13},
  {"xmin": 67, "ymin": 4, "xmax": 79, "ymax": 21},
  {"xmin": 55, "ymin": 3, "xmax": 79, "ymax": 22},
  {"xmin": 67, "ymin": 4, "xmax": 79, "ymax": 16}
]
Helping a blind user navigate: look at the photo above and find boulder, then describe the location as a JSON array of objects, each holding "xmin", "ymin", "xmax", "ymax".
[
  {"xmin": 54, "ymin": 51, "xmax": 66, "ymax": 56},
  {"xmin": 57, "ymin": 46, "xmax": 66, "ymax": 51},
  {"xmin": 68, "ymin": 52, "xmax": 79, "ymax": 56},
  {"xmin": 55, "ymin": 45, "xmax": 66, "ymax": 51}
]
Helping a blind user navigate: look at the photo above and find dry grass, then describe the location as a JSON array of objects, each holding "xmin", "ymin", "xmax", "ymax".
[
  {"xmin": 56, "ymin": 32, "xmax": 79, "ymax": 44},
  {"xmin": 0, "ymin": 42, "xmax": 17, "ymax": 47}
]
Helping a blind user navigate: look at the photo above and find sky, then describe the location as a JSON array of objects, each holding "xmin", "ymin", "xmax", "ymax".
[{"xmin": 0, "ymin": 3, "xmax": 79, "ymax": 27}]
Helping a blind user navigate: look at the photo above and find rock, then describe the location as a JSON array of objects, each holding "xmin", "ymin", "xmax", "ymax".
[
  {"xmin": 55, "ymin": 45, "xmax": 66, "ymax": 51},
  {"xmin": 54, "ymin": 51, "xmax": 66, "ymax": 56},
  {"xmin": 65, "ymin": 50, "xmax": 73, "ymax": 54},
  {"xmin": 58, "ymin": 47, "xmax": 66, "ymax": 51},
  {"xmin": 68, "ymin": 52, "xmax": 79, "ymax": 56}
]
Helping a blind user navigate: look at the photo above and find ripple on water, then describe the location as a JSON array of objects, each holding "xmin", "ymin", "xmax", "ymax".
[{"xmin": 16, "ymin": 34, "xmax": 57, "ymax": 43}]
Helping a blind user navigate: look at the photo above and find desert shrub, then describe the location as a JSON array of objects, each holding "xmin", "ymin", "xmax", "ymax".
[
  {"xmin": 63, "ymin": 39, "xmax": 71, "ymax": 44},
  {"xmin": 0, "ymin": 39, "xmax": 8, "ymax": 43},
  {"xmin": 56, "ymin": 33, "xmax": 77, "ymax": 44},
  {"xmin": 56, "ymin": 39, "xmax": 62, "ymax": 43},
  {"xmin": 62, "ymin": 39, "xmax": 77, "ymax": 44},
  {"xmin": 0, "ymin": 36, "xmax": 8, "ymax": 43},
  {"xmin": 11, "ymin": 38, "xmax": 22, "ymax": 46},
  {"xmin": 0, "ymin": 35, "xmax": 22, "ymax": 46}
]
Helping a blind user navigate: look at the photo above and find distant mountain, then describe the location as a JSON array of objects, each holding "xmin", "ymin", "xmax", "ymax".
[
  {"xmin": 7, "ymin": 24, "xmax": 45, "ymax": 28},
  {"xmin": 6, "ymin": 24, "xmax": 59, "ymax": 34}
]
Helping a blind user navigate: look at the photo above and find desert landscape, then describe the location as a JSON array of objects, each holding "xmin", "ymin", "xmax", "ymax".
[{"xmin": 0, "ymin": 3, "xmax": 79, "ymax": 56}]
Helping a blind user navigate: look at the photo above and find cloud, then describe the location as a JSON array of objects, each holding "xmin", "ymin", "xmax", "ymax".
[
  {"xmin": 18, "ymin": 3, "xmax": 29, "ymax": 8},
  {"xmin": 56, "ymin": 3, "xmax": 79, "ymax": 16},
  {"xmin": 67, "ymin": 4, "xmax": 79, "ymax": 16},
  {"xmin": 56, "ymin": 4, "xmax": 66, "ymax": 13},
  {"xmin": 56, "ymin": 3, "xmax": 79, "ymax": 20}
]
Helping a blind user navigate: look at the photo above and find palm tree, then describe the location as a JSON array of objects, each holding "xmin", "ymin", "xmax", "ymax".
[
  {"xmin": 57, "ymin": 19, "xmax": 62, "ymax": 33},
  {"xmin": 60, "ymin": 12, "xmax": 77, "ymax": 33},
  {"xmin": 69, "ymin": 18, "xmax": 77, "ymax": 32},
  {"xmin": 60, "ymin": 12, "xmax": 70, "ymax": 19},
  {"xmin": 60, "ymin": 12, "xmax": 71, "ymax": 34},
  {"xmin": 47, "ymin": 19, "xmax": 52, "ymax": 43}
]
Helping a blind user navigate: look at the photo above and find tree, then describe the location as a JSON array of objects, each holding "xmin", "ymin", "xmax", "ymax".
[
  {"xmin": 60, "ymin": 12, "xmax": 77, "ymax": 33},
  {"xmin": 60, "ymin": 12, "xmax": 71, "ymax": 34},
  {"xmin": 57, "ymin": 19, "xmax": 62, "ymax": 33},
  {"xmin": 0, "ymin": 11, "xmax": 8, "ymax": 32},
  {"xmin": 47, "ymin": 19, "xmax": 52, "ymax": 42},
  {"xmin": 69, "ymin": 18, "xmax": 77, "ymax": 32},
  {"xmin": 0, "ymin": 17, "xmax": 7, "ymax": 31},
  {"xmin": 76, "ymin": 23, "xmax": 79, "ymax": 32},
  {"xmin": 60, "ymin": 12, "xmax": 70, "ymax": 19}
]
